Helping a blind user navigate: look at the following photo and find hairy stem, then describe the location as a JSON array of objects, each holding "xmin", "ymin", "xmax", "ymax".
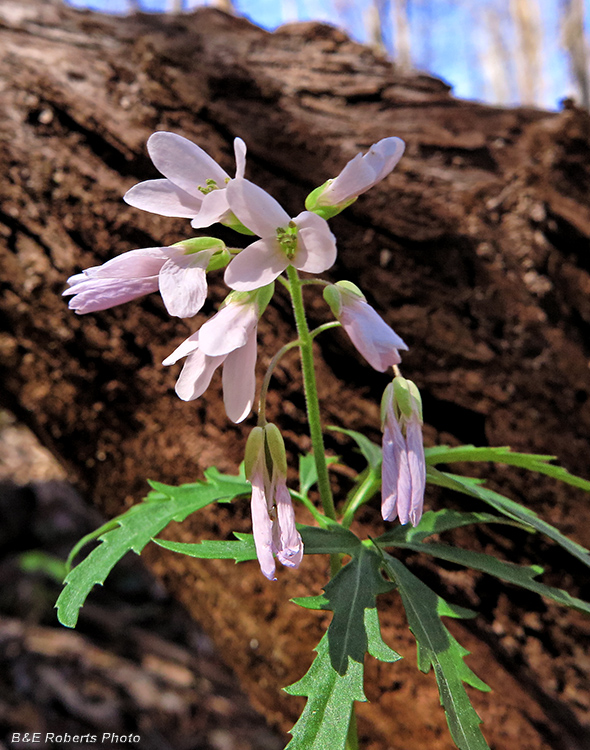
[{"xmin": 286, "ymin": 266, "xmax": 337, "ymax": 522}]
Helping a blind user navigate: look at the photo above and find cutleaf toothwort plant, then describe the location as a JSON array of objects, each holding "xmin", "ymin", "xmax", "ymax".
[{"xmin": 59, "ymin": 132, "xmax": 590, "ymax": 750}]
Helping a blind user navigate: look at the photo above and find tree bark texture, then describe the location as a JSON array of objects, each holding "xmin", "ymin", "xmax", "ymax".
[{"xmin": 1, "ymin": 1, "xmax": 590, "ymax": 748}]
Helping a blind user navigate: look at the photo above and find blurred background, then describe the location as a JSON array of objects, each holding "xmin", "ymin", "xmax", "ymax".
[{"xmin": 64, "ymin": 0, "xmax": 590, "ymax": 111}]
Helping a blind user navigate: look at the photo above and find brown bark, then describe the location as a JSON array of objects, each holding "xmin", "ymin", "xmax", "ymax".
[{"xmin": 1, "ymin": 1, "xmax": 590, "ymax": 748}]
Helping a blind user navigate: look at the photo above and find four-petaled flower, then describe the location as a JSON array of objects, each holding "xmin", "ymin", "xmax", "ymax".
[
  {"xmin": 124, "ymin": 132, "xmax": 247, "ymax": 230},
  {"xmin": 245, "ymin": 423, "xmax": 304, "ymax": 580},
  {"xmin": 223, "ymin": 178, "xmax": 337, "ymax": 291},
  {"xmin": 381, "ymin": 376, "xmax": 426, "ymax": 526},
  {"xmin": 63, "ymin": 239, "xmax": 225, "ymax": 318},
  {"xmin": 162, "ymin": 286, "xmax": 273, "ymax": 423},
  {"xmin": 306, "ymin": 137, "xmax": 405, "ymax": 218},
  {"xmin": 324, "ymin": 281, "xmax": 408, "ymax": 372}
]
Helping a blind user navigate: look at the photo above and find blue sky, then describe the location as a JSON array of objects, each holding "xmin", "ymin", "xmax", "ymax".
[{"xmin": 66, "ymin": 0, "xmax": 588, "ymax": 110}]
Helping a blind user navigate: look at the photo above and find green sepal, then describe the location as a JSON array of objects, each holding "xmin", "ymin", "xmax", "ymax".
[
  {"xmin": 244, "ymin": 427, "xmax": 264, "ymax": 480},
  {"xmin": 393, "ymin": 376, "xmax": 414, "ymax": 419},
  {"xmin": 220, "ymin": 214, "xmax": 256, "ymax": 235},
  {"xmin": 265, "ymin": 423, "xmax": 287, "ymax": 476},
  {"xmin": 173, "ymin": 237, "xmax": 225, "ymax": 254},
  {"xmin": 335, "ymin": 280, "xmax": 365, "ymax": 299},
  {"xmin": 206, "ymin": 248, "xmax": 231, "ymax": 271},
  {"xmin": 322, "ymin": 285, "xmax": 342, "ymax": 317},
  {"xmin": 255, "ymin": 282, "xmax": 275, "ymax": 317},
  {"xmin": 305, "ymin": 180, "xmax": 357, "ymax": 219},
  {"xmin": 380, "ymin": 382, "xmax": 394, "ymax": 428}
]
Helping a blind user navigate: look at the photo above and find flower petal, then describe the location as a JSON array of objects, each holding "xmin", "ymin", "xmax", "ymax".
[
  {"xmin": 250, "ymin": 470, "xmax": 277, "ymax": 581},
  {"xmin": 124, "ymin": 179, "xmax": 203, "ymax": 218},
  {"xmin": 395, "ymin": 444, "xmax": 412, "ymax": 525},
  {"xmin": 162, "ymin": 332, "xmax": 201, "ymax": 366},
  {"xmin": 381, "ymin": 424, "xmax": 399, "ymax": 522},
  {"xmin": 274, "ymin": 481, "xmax": 304, "ymax": 569},
  {"xmin": 224, "ymin": 238, "xmax": 287, "ymax": 292},
  {"xmin": 222, "ymin": 330, "xmax": 257, "ymax": 423},
  {"xmin": 292, "ymin": 211, "xmax": 337, "ymax": 274},
  {"xmin": 406, "ymin": 417, "xmax": 426, "ymax": 526},
  {"xmin": 321, "ymin": 137, "xmax": 405, "ymax": 205},
  {"xmin": 363, "ymin": 137, "xmax": 405, "ymax": 186},
  {"xmin": 190, "ymin": 189, "xmax": 231, "ymax": 229},
  {"xmin": 323, "ymin": 153, "xmax": 374, "ymax": 205},
  {"xmin": 199, "ymin": 299, "xmax": 258, "ymax": 356},
  {"xmin": 147, "ymin": 131, "xmax": 228, "ymax": 195},
  {"xmin": 77, "ymin": 248, "xmax": 169, "ymax": 280},
  {"xmin": 234, "ymin": 137, "xmax": 247, "ymax": 180},
  {"xmin": 65, "ymin": 277, "xmax": 160, "ymax": 314},
  {"xmin": 340, "ymin": 299, "xmax": 407, "ymax": 372},
  {"xmin": 174, "ymin": 349, "xmax": 225, "ymax": 401},
  {"xmin": 226, "ymin": 178, "xmax": 290, "ymax": 238},
  {"xmin": 158, "ymin": 258, "xmax": 208, "ymax": 319}
]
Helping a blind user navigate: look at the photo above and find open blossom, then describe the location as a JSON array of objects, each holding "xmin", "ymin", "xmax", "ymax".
[
  {"xmin": 162, "ymin": 286, "xmax": 273, "ymax": 422},
  {"xmin": 223, "ymin": 178, "xmax": 337, "ymax": 291},
  {"xmin": 323, "ymin": 282, "xmax": 408, "ymax": 372},
  {"xmin": 124, "ymin": 133, "xmax": 246, "ymax": 229},
  {"xmin": 381, "ymin": 377, "xmax": 426, "ymax": 526},
  {"xmin": 306, "ymin": 137, "xmax": 405, "ymax": 217},
  {"xmin": 245, "ymin": 424, "xmax": 304, "ymax": 580},
  {"xmin": 63, "ymin": 239, "xmax": 225, "ymax": 318}
]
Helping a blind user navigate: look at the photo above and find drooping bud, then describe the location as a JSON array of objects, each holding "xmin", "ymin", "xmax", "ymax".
[
  {"xmin": 324, "ymin": 281, "xmax": 407, "ymax": 372},
  {"xmin": 244, "ymin": 423, "xmax": 304, "ymax": 580},
  {"xmin": 381, "ymin": 376, "xmax": 426, "ymax": 526}
]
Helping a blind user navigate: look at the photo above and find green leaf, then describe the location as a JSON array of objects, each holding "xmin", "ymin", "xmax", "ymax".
[
  {"xmin": 300, "ymin": 524, "xmax": 361, "ymax": 556},
  {"xmin": 155, "ymin": 532, "xmax": 257, "ymax": 562},
  {"xmin": 285, "ymin": 634, "xmax": 366, "ymax": 750},
  {"xmin": 379, "ymin": 552, "xmax": 490, "ymax": 750},
  {"xmin": 20, "ymin": 551, "xmax": 67, "ymax": 583},
  {"xmin": 425, "ymin": 445, "xmax": 590, "ymax": 493},
  {"xmin": 299, "ymin": 452, "xmax": 339, "ymax": 497},
  {"xmin": 286, "ymin": 546, "xmax": 400, "ymax": 750},
  {"xmin": 328, "ymin": 427, "xmax": 382, "ymax": 472},
  {"xmin": 293, "ymin": 546, "xmax": 394, "ymax": 674},
  {"xmin": 155, "ymin": 523, "xmax": 361, "ymax": 563},
  {"xmin": 56, "ymin": 473, "xmax": 250, "ymax": 628},
  {"xmin": 390, "ymin": 539, "xmax": 590, "ymax": 615},
  {"xmin": 375, "ymin": 508, "xmax": 530, "ymax": 547},
  {"xmin": 428, "ymin": 467, "xmax": 590, "ymax": 571}
]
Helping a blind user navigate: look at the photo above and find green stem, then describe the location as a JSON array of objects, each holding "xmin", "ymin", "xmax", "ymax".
[
  {"xmin": 341, "ymin": 471, "xmax": 381, "ymax": 529},
  {"xmin": 286, "ymin": 265, "xmax": 337, "ymax": 523},
  {"xmin": 309, "ymin": 321, "xmax": 341, "ymax": 340},
  {"xmin": 345, "ymin": 709, "xmax": 359, "ymax": 750},
  {"xmin": 258, "ymin": 339, "xmax": 300, "ymax": 426}
]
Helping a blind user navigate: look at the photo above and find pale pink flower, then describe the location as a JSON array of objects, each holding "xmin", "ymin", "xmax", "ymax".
[
  {"xmin": 324, "ymin": 282, "xmax": 408, "ymax": 372},
  {"xmin": 224, "ymin": 178, "xmax": 337, "ymax": 291},
  {"xmin": 306, "ymin": 137, "xmax": 405, "ymax": 216},
  {"xmin": 162, "ymin": 293, "xmax": 263, "ymax": 423},
  {"xmin": 124, "ymin": 133, "xmax": 246, "ymax": 229},
  {"xmin": 381, "ymin": 378, "xmax": 426, "ymax": 526},
  {"xmin": 245, "ymin": 425, "xmax": 304, "ymax": 580},
  {"xmin": 63, "ymin": 242, "xmax": 224, "ymax": 318}
]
